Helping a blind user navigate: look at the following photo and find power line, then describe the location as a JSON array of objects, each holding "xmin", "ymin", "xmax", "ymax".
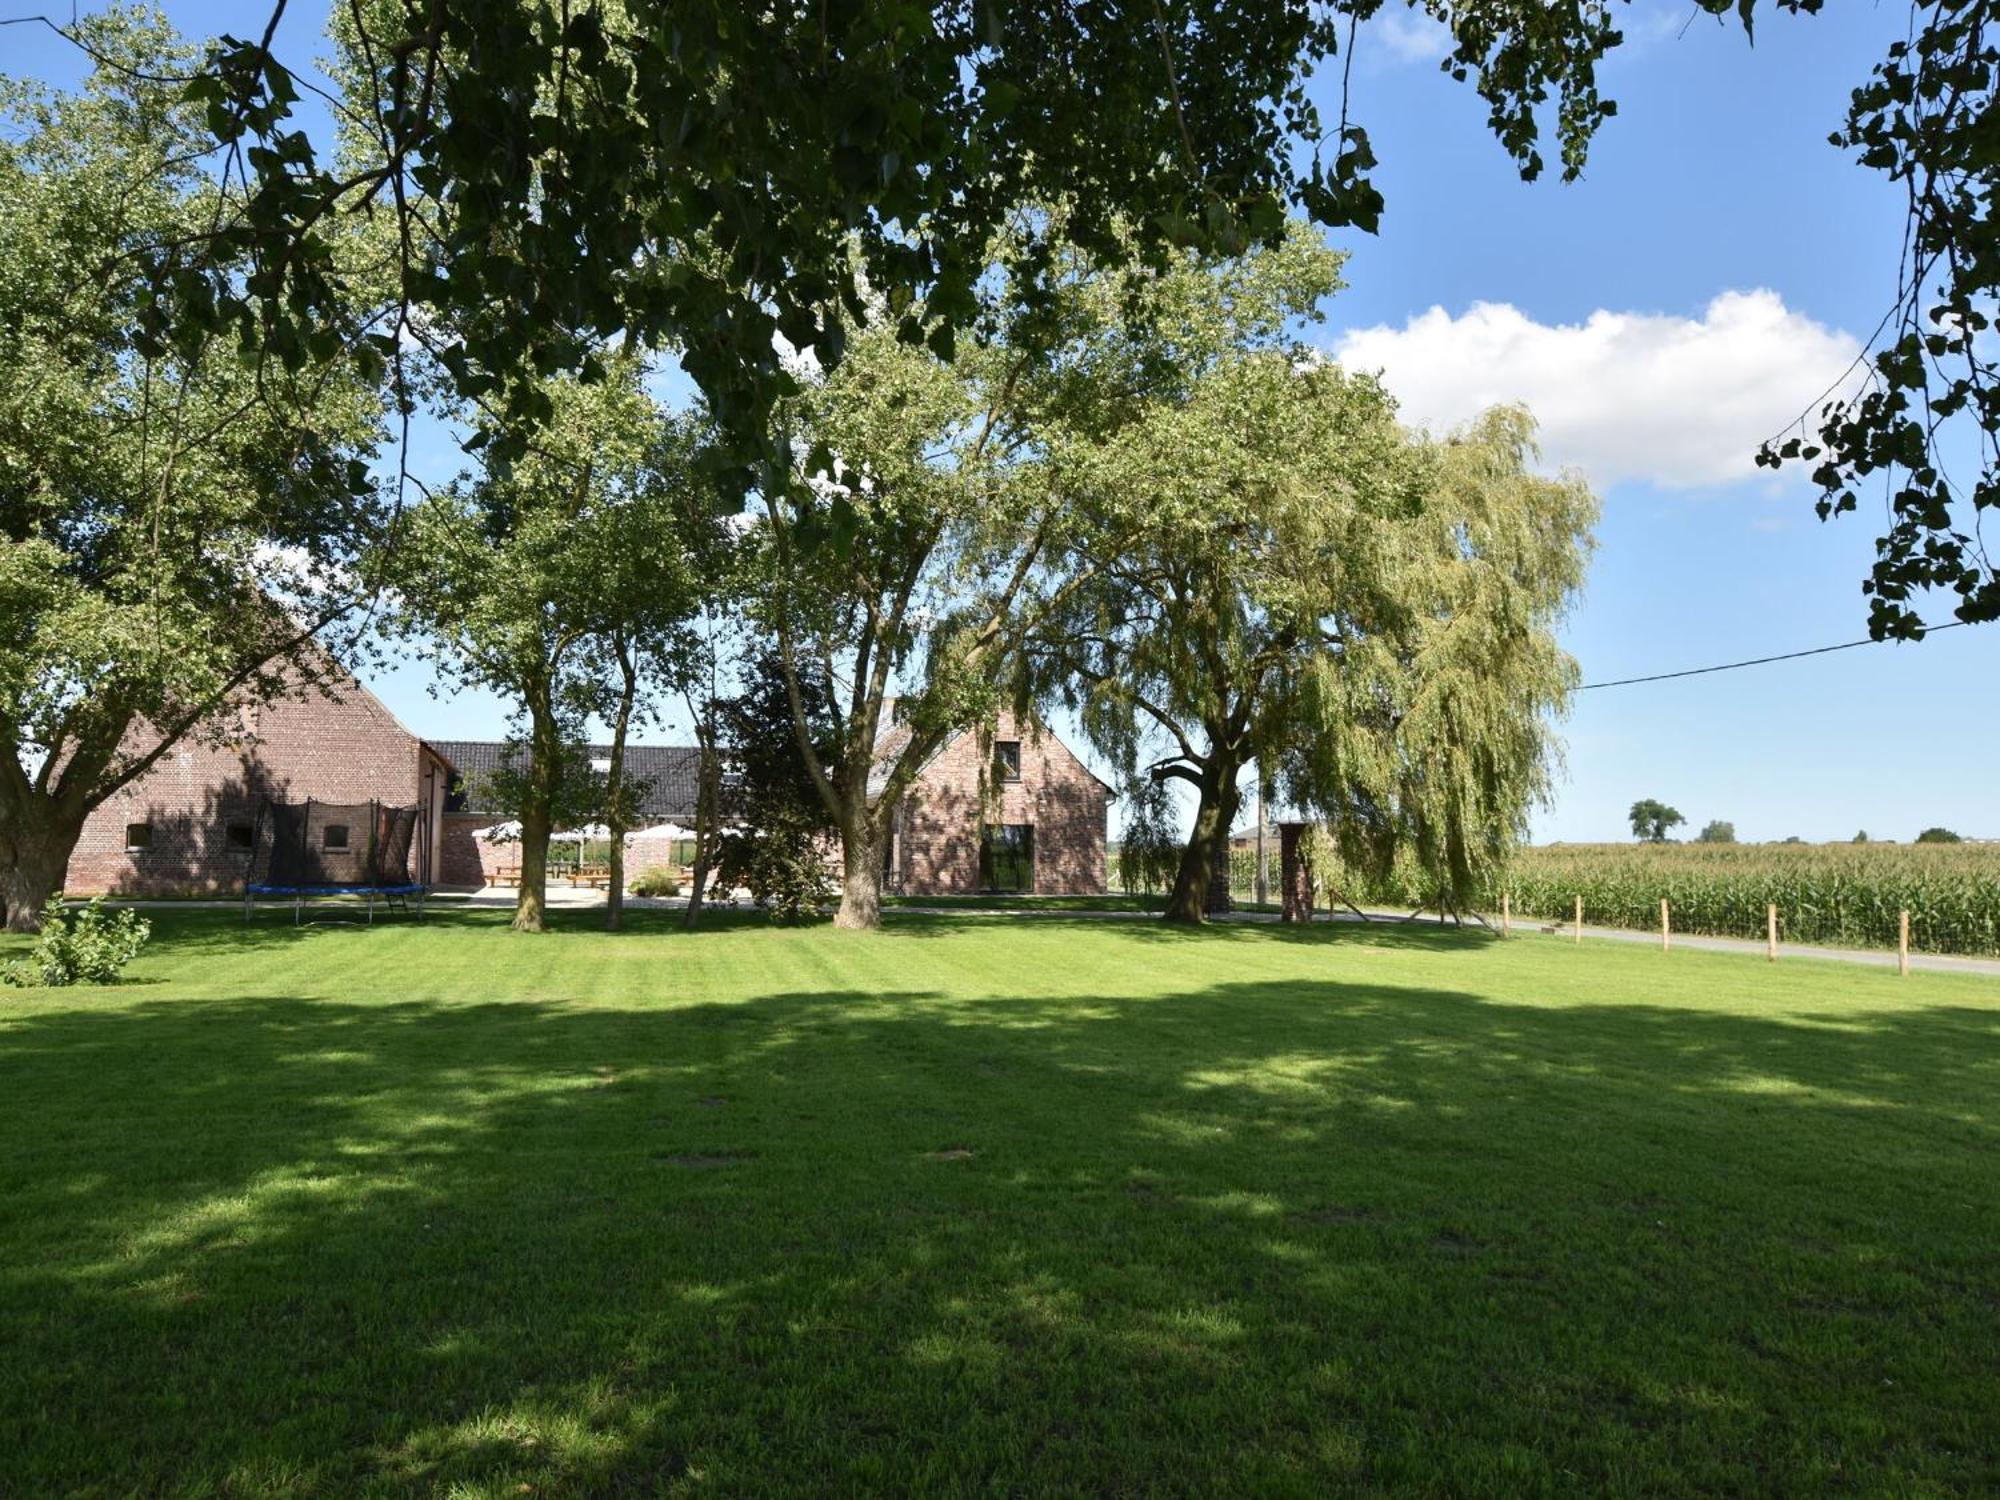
[{"xmin": 1578, "ymin": 620, "xmax": 1974, "ymax": 691}]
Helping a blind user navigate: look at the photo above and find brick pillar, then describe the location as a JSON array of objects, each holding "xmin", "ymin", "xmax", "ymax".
[{"xmin": 1279, "ymin": 822, "xmax": 1313, "ymax": 923}]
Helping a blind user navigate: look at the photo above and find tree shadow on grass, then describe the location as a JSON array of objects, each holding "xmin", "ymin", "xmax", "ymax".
[{"xmin": 1, "ymin": 965, "xmax": 1996, "ymax": 1494}]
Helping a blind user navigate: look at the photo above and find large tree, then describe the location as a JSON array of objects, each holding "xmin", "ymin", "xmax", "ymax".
[
  {"xmin": 1629, "ymin": 800, "xmax": 1686, "ymax": 843},
  {"xmin": 753, "ymin": 307, "xmax": 1075, "ymax": 930},
  {"xmin": 1295, "ymin": 414, "xmax": 1598, "ymax": 914},
  {"xmin": 388, "ymin": 365, "xmax": 707, "ymax": 932},
  {"xmin": 1042, "ymin": 234, "xmax": 1593, "ymax": 922},
  {"xmin": 0, "ymin": 14, "xmax": 384, "ymax": 931}
]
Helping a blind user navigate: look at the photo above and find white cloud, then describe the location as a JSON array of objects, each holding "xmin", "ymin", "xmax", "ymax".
[
  {"xmin": 1370, "ymin": 10, "xmax": 1452, "ymax": 64},
  {"xmin": 1328, "ymin": 290, "xmax": 1862, "ymax": 489}
]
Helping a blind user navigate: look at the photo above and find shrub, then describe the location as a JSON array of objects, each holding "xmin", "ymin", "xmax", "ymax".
[
  {"xmin": 630, "ymin": 867, "xmax": 682, "ymax": 898},
  {"xmin": 716, "ymin": 818, "xmax": 831, "ymax": 924},
  {"xmin": 4, "ymin": 897, "xmax": 151, "ymax": 988}
]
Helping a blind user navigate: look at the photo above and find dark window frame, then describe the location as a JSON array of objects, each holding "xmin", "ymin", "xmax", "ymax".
[
  {"xmin": 322, "ymin": 824, "xmax": 350, "ymax": 851},
  {"xmin": 224, "ymin": 820, "xmax": 256, "ymax": 854},
  {"xmin": 994, "ymin": 740, "xmax": 1022, "ymax": 782},
  {"xmin": 124, "ymin": 822, "xmax": 153, "ymax": 853}
]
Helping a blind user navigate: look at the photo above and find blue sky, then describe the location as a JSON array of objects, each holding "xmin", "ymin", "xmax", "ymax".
[{"xmin": 12, "ymin": 2, "xmax": 1995, "ymax": 842}]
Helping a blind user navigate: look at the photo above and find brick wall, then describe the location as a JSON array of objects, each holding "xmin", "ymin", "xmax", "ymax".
[
  {"xmin": 438, "ymin": 815, "xmax": 513, "ymax": 887},
  {"xmin": 69, "ymin": 678, "xmax": 430, "ymax": 897},
  {"xmin": 895, "ymin": 712, "xmax": 1108, "ymax": 895},
  {"xmin": 436, "ymin": 823, "xmax": 687, "ymax": 888}
]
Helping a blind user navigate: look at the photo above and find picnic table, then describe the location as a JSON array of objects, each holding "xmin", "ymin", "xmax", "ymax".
[{"xmin": 483, "ymin": 863, "xmax": 623, "ymax": 891}]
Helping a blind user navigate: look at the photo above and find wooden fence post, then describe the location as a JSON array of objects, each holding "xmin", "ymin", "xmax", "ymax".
[
  {"xmin": 1898, "ymin": 910, "xmax": 1910, "ymax": 977},
  {"xmin": 1767, "ymin": 903, "xmax": 1778, "ymax": 962},
  {"xmin": 1501, "ymin": 892, "xmax": 1511, "ymax": 938},
  {"xmin": 1661, "ymin": 898, "xmax": 1670, "ymax": 953},
  {"xmin": 1573, "ymin": 894, "xmax": 1583, "ymax": 945}
]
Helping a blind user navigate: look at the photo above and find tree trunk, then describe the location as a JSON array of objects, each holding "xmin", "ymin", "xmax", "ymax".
[
  {"xmin": 2, "ymin": 840, "xmax": 71, "ymax": 934},
  {"xmin": 513, "ymin": 700, "xmax": 562, "ymax": 934},
  {"xmin": 514, "ymin": 798, "xmax": 551, "ymax": 933},
  {"xmin": 835, "ymin": 817, "xmax": 883, "ymax": 930},
  {"xmin": 1164, "ymin": 755, "xmax": 1242, "ymax": 925},
  {"xmin": 682, "ymin": 708, "xmax": 720, "ymax": 931},
  {"xmin": 607, "ymin": 830, "xmax": 625, "ymax": 931},
  {"xmin": 604, "ymin": 643, "xmax": 638, "ymax": 933},
  {"xmin": 1, "ymin": 800, "xmax": 83, "ymax": 934}
]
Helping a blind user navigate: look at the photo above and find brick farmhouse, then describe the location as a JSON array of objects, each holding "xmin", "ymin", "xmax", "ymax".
[
  {"xmin": 66, "ymin": 687, "xmax": 1110, "ymax": 898},
  {"xmin": 882, "ymin": 711, "xmax": 1111, "ymax": 895},
  {"xmin": 69, "ymin": 672, "xmax": 454, "ymax": 897}
]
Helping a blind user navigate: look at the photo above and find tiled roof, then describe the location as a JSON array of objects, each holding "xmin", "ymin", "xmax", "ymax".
[{"xmin": 432, "ymin": 740, "xmax": 701, "ymax": 820}]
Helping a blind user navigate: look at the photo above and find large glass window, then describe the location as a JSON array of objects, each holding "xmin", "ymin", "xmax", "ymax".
[{"xmin": 979, "ymin": 823, "xmax": 1033, "ymax": 892}]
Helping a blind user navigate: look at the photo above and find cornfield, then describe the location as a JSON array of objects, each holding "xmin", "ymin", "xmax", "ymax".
[{"xmin": 1335, "ymin": 841, "xmax": 2000, "ymax": 957}]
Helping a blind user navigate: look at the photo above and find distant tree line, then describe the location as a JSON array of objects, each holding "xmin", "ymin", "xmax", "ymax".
[{"xmin": 1629, "ymin": 799, "xmax": 1966, "ymax": 848}]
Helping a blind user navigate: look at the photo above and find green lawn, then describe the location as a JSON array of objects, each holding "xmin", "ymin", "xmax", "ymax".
[
  {"xmin": 882, "ymin": 891, "xmax": 1176, "ymax": 911},
  {"xmin": 3, "ymin": 911, "xmax": 1996, "ymax": 1495}
]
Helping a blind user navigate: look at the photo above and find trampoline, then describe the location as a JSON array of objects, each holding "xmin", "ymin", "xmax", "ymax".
[{"xmin": 243, "ymin": 799, "xmax": 427, "ymax": 924}]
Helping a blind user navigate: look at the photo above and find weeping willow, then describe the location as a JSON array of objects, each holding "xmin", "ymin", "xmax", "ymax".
[
  {"xmin": 1281, "ymin": 406, "xmax": 1596, "ymax": 913},
  {"xmin": 1051, "ymin": 358, "xmax": 1593, "ymax": 921}
]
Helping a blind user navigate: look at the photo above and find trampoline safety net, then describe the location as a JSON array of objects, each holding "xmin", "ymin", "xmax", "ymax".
[{"xmin": 249, "ymin": 799, "xmax": 421, "ymax": 890}]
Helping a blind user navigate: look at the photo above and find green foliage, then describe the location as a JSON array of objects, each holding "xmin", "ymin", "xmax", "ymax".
[
  {"xmin": 714, "ymin": 655, "xmax": 837, "ymax": 925},
  {"xmin": 1916, "ymin": 827, "xmax": 1963, "ymax": 844},
  {"xmin": 3, "ymin": 896, "xmax": 149, "ymax": 987},
  {"xmin": 68, "ymin": 0, "xmax": 1989, "ymax": 635},
  {"xmin": 1628, "ymin": 800, "xmax": 1686, "ymax": 843},
  {"xmin": 1045, "ymin": 227, "xmax": 1595, "ymax": 919},
  {"xmin": 629, "ymin": 867, "xmax": 682, "ymax": 899},
  {"xmin": 470, "ymin": 744, "xmax": 605, "ymax": 843},
  {"xmin": 386, "ymin": 362, "xmax": 711, "ymax": 928},
  {"xmin": 0, "ymin": 11, "xmax": 386, "ymax": 926},
  {"xmin": 754, "ymin": 218, "xmax": 1220, "ymax": 922},
  {"xmin": 389, "ymin": 365, "xmax": 706, "ymax": 726},
  {"xmin": 181, "ymin": 0, "xmax": 1644, "ymax": 475},
  {"xmin": 1696, "ymin": 820, "xmax": 1737, "ymax": 845},
  {"xmin": 1752, "ymin": 0, "xmax": 2000, "ymax": 632},
  {"xmin": 1115, "ymin": 782, "xmax": 1181, "ymax": 899}
]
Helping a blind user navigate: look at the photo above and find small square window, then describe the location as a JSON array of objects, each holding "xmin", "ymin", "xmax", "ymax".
[
  {"xmin": 994, "ymin": 740, "xmax": 1021, "ymax": 781},
  {"xmin": 225, "ymin": 821, "xmax": 255, "ymax": 853},
  {"xmin": 322, "ymin": 825, "xmax": 350, "ymax": 851},
  {"xmin": 124, "ymin": 823, "xmax": 152, "ymax": 852}
]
